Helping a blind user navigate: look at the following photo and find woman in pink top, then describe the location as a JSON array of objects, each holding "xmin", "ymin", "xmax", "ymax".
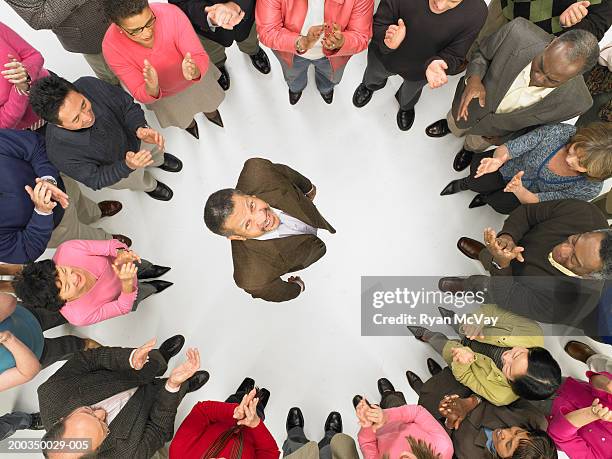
[
  {"xmin": 102, "ymin": 0, "xmax": 225, "ymax": 139},
  {"xmin": 547, "ymin": 370, "xmax": 612, "ymax": 459},
  {"xmin": 0, "ymin": 22, "xmax": 49, "ymax": 130},
  {"xmin": 354, "ymin": 377, "xmax": 453, "ymax": 459},
  {"xmin": 12, "ymin": 239, "xmax": 173, "ymax": 326}
]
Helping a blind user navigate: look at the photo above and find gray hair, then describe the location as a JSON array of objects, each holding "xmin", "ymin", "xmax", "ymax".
[{"xmin": 555, "ymin": 30, "xmax": 600, "ymax": 73}]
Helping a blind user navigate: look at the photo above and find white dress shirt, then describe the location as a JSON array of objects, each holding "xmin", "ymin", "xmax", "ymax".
[
  {"xmin": 496, "ymin": 63, "xmax": 554, "ymax": 114},
  {"xmin": 91, "ymin": 387, "xmax": 138, "ymax": 425},
  {"xmin": 256, "ymin": 207, "xmax": 318, "ymax": 240},
  {"xmin": 300, "ymin": 0, "xmax": 326, "ymax": 60}
]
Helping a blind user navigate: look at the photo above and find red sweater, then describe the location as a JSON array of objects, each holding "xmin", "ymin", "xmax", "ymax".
[{"xmin": 169, "ymin": 401, "xmax": 280, "ymax": 459}]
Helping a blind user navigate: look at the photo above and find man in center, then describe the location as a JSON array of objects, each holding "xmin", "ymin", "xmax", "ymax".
[{"xmin": 204, "ymin": 158, "xmax": 335, "ymax": 302}]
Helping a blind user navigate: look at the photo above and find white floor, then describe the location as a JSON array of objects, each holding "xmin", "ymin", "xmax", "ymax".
[{"xmin": 2, "ymin": 4, "xmax": 611, "ymax": 457}]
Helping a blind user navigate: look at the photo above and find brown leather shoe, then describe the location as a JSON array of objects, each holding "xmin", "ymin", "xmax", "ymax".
[
  {"xmin": 112, "ymin": 234, "xmax": 132, "ymax": 247},
  {"xmin": 438, "ymin": 277, "xmax": 467, "ymax": 293},
  {"xmin": 564, "ymin": 340, "xmax": 597, "ymax": 363},
  {"xmin": 457, "ymin": 237, "xmax": 485, "ymax": 260},
  {"xmin": 98, "ymin": 200, "xmax": 122, "ymax": 218}
]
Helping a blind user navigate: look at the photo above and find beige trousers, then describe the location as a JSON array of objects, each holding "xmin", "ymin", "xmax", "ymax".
[
  {"xmin": 47, "ymin": 175, "xmax": 112, "ymax": 247},
  {"xmin": 446, "ymin": 110, "xmax": 494, "ymax": 153},
  {"xmin": 591, "ymin": 191, "xmax": 612, "ymax": 217},
  {"xmin": 284, "ymin": 434, "xmax": 359, "ymax": 459},
  {"xmin": 108, "ymin": 143, "xmax": 164, "ymax": 192},
  {"xmin": 198, "ymin": 22, "xmax": 260, "ymax": 66},
  {"xmin": 466, "ymin": 0, "xmax": 508, "ymax": 60},
  {"xmin": 82, "ymin": 53, "xmax": 120, "ymax": 86}
]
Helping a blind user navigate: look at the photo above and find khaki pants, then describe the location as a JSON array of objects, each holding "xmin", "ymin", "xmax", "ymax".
[
  {"xmin": 591, "ymin": 190, "xmax": 612, "ymax": 217},
  {"xmin": 467, "ymin": 0, "xmax": 508, "ymax": 60},
  {"xmin": 108, "ymin": 143, "xmax": 164, "ymax": 192},
  {"xmin": 82, "ymin": 53, "xmax": 120, "ymax": 86},
  {"xmin": 47, "ymin": 175, "xmax": 112, "ymax": 247},
  {"xmin": 198, "ymin": 22, "xmax": 260, "ymax": 66},
  {"xmin": 284, "ymin": 434, "xmax": 359, "ymax": 459},
  {"xmin": 446, "ymin": 110, "xmax": 494, "ymax": 153}
]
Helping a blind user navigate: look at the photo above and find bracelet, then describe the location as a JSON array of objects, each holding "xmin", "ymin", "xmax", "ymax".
[{"xmin": 295, "ymin": 36, "xmax": 307, "ymax": 54}]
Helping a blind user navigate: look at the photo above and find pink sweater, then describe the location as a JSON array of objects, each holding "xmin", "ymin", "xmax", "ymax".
[
  {"xmin": 102, "ymin": 3, "xmax": 210, "ymax": 104},
  {"xmin": 358, "ymin": 405, "xmax": 453, "ymax": 459},
  {"xmin": 548, "ymin": 371, "xmax": 612, "ymax": 459},
  {"xmin": 0, "ymin": 22, "xmax": 48, "ymax": 129},
  {"xmin": 54, "ymin": 240, "xmax": 138, "ymax": 326}
]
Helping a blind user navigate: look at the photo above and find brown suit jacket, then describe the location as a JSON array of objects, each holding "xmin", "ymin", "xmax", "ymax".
[
  {"xmin": 232, "ymin": 158, "xmax": 335, "ymax": 302},
  {"xmin": 452, "ymin": 18, "xmax": 592, "ymax": 143},
  {"xmin": 418, "ymin": 368, "xmax": 548, "ymax": 459}
]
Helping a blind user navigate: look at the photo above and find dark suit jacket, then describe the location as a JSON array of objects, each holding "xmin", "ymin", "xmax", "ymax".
[
  {"xmin": 451, "ymin": 18, "xmax": 592, "ymax": 143},
  {"xmin": 5, "ymin": 0, "xmax": 110, "ymax": 54},
  {"xmin": 38, "ymin": 347, "xmax": 184, "ymax": 459},
  {"xmin": 169, "ymin": 0, "xmax": 256, "ymax": 47},
  {"xmin": 418, "ymin": 368, "xmax": 548, "ymax": 459},
  {"xmin": 480, "ymin": 200, "xmax": 608, "ymax": 331},
  {"xmin": 232, "ymin": 158, "xmax": 335, "ymax": 302}
]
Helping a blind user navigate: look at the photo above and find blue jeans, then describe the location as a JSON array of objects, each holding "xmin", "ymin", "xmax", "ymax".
[
  {"xmin": 0, "ymin": 412, "xmax": 31, "ymax": 441},
  {"xmin": 273, "ymin": 51, "xmax": 345, "ymax": 94}
]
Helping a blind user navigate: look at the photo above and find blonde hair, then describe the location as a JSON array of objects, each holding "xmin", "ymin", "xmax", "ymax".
[{"xmin": 570, "ymin": 122, "xmax": 612, "ymax": 181}]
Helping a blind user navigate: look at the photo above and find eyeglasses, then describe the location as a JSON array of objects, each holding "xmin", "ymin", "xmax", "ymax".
[{"xmin": 122, "ymin": 13, "xmax": 156, "ymax": 36}]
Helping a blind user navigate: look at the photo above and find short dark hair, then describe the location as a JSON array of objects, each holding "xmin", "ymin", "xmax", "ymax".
[
  {"xmin": 43, "ymin": 417, "xmax": 99, "ymax": 458},
  {"xmin": 595, "ymin": 229, "xmax": 612, "ymax": 279},
  {"xmin": 203, "ymin": 188, "xmax": 244, "ymax": 236},
  {"xmin": 510, "ymin": 347, "xmax": 561, "ymax": 400},
  {"xmin": 511, "ymin": 429, "xmax": 558, "ymax": 459},
  {"xmin": 406, "ymin": 436, "xmax": 441, "ymax": 459},
  {"xmin": 102, "ymin": 0, "xmax": 149, "ymax": 23},
  {"xmin": 555, "ymin": 29, "xmax": 600, "ymax": 73},
  {"xmin": 14, "ymin": 260, "xmax": 64, "ymax": 312},
  {"xmin": 29, "ymin": 75, "xmax": 78, "ymax": 125}
]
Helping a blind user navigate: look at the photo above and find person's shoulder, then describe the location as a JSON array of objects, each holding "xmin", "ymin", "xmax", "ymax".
[
  {"xmin": 505, "ymin": 17, "xmax": 552, "ymax": 43},
  {"xmin": 461, "ymin": 0, "xmax": 488, "ymax": 19}
]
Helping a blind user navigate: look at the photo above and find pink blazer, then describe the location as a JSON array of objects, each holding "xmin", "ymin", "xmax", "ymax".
[{"xmin": 255, "ymin": 0, "xmax": 373, "ymax": 71}]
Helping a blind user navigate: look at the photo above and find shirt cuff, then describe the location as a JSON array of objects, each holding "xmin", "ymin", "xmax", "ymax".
[
  {"xmin": 129, "ymin": 349, "xmax": 137, "ymax": 369},
  {"xmin": 34, "ymin": 208, "xmax": 53, "ymax": 216},
  {"xmin": 293, "ymin": 278, "xmax": 305, "ymax": 292},
  {"xmin": 206, "ymin": 14, "xmax": 217, "ymax": 31},
  {"xmin": 165, "ymin": 382, "xmax": 181, "ymax": 393}
]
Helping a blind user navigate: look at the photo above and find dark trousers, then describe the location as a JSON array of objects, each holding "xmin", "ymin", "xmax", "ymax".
[
  {"xmin": 362, "ymin": 43, "xmax": 427, "ymax": 111},
  {"xmin": 467, "ymin": 151, "xmax": 521, "ymax": 214},
  {"xmin": 380, "ymin": 390, "xmax": 407, "ymax": 409},
  {"xmin": 0, "ymin": 412, "xmax": 31, "ymax": 441}
]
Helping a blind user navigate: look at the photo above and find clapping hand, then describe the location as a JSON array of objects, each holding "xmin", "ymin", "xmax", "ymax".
[
  {"xmin": 504, "ymin": 171, "xmax": 525, "ymax": 195},
  {"xmin": 182, "ymin": 52, "xmax": 201, "ymax": 81},
  {"xmin": 364, "ymin": 404, "xmax": 386, "ymax": 432},
  {"xmin": 322, "ymin": 23, "xmax": 345, "ymax": 51},
  {"xmin": 113, "ymin": 249, "xmax": 141, "ymax": 267},
  {"xmin": 384, "ymin": 19, "xmax": 406, "ymax": 50},
  {"xmin": 25, "ymin": 181, "xmax": 56, "ymax": 214},
  {"xmin": 438, "ymin": 394, "xmax": 478, "ymax": 429},
  {"xmin": 233, "ymin": 389, "xmax": 261, "ymax": 428},
  {"xmin": 297, "ymin": 25, "xmax": 324, "ymax": 52},
  {"xmin": 136, "ymin": 126, "xmax": 165, "ymax": 150},
  {"xmin": 142, "ymin": 59, "xmax": 159, "ymax": 97},
  {"xmin": 125, "ymin": 149, "xmax": 154, "ymax": 170},
  {"xmin": 560, "ymin": 1, "xmax": 590, "ymax": 27},
  {"xmin": 484, "ymin": 227, "xmax": 525, "ymax": 268},
  {"xmin": 205, "ymin": 2, "xmax": 245, "ymax": 30},
  {"xmin": 451, "ymin": 347, "xmax": 475, "ymax": 365},
  {"xmin": 355, "ymin": 399, "xmax": 373, "ymax": 428},
  {"xmin": 2, "ymin": 55, "xmax": 29, "ymax": 92},
  {"xmin": 426, "ymin": 60, "xmax": 449, "ymax": 89},
  {"xmin": 590, "ymin": 398, "xmax": 612, "ymax": 422},
  {"xmin": 131, "ymin": 338, "xmax": 156, "ymax": 370},
  {"xmin": 461, "ymin": 323, "xmax": 485, "ymax": 340},
  {"xmin": 167, "ymin": 348, "xmax": 200, "ymax": 391},
  {"xmin": 474, "ymin": 148, "xmax": 509, "ymax": 178},
  {"xmin": 112, "ymin": 261, "xmax": 138, "ymax": 283}
]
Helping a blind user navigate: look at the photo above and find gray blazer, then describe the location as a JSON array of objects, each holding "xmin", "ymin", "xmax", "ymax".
[
  {"xmin": 451, "ymin": 18, "xmax": 592, "ymax": 143},
  {"xmin": 5, "ymin": 0, "xmax": 110, "ymax": 54}
]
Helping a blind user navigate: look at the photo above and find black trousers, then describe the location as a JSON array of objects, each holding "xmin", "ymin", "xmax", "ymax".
[{"xmin": 466, "ymin": 151, "xmax": 521, "ymax": 214}]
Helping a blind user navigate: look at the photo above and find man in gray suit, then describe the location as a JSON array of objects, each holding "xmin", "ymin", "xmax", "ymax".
[
  {"xmin": 425, "ymin": 17, "xmax": 598, "ymax": 172},
  {"xmin": 5, "ymin": 0, "xmax": 118, "ymax": 85}
]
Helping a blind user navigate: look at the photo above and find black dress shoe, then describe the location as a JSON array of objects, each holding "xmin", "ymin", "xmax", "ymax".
[
  {"xmin": 453, "ymin": 148, "xmax": 474, "ymax": 172},
  {"xmin": 352, "ymin": 83, "xmax": 373, "ymax": 108},
  {"xmin": 139, "ymin": 264, "xmax": 171, "ymax": 280},
  {"xmin": 249, "ymin": 48, "xmax": 271, "ymax": 74},
  {"xmin": 469, "ymin": 194, "xmax": 487, "ymax": 209},
  {"xmin": 112, "ymin": 234, "xmax": 132, "ymax": 247},
  {"xmin": 286, "ymin": 407, "xmax": 304, "ymax": 432},
  {"xmin": 257, "ymin": 388, "xmax": 271, "ymax": 411},
  {"xmin": 427, "ymin": 358, "xmax": 442, "ymax": 376},
  {"xmin": 324, "ymin": 412, "xmax": 342, "ymax": 434},
  {"xmin": 159, "ymin": 153, "xmax": 183, "ymax": 173},
  {"xmin": 352, "ymin": 395, "xmax": 363, "ymax": 409},
  {"xmin": 440, "ymin": 177, "xmax": 469, "ymax": 196},
  {"xmin": 204, "ymin": 110, "xmax": 224, "ymax": 128},
  {"xmin": 142, "ymin": 280, "xmax": 173, "ymax": 294},
  {"xmin": 397, "ymin": 108, "xmax": 415, "ymax": 131},
  {"xmin": 457, "ymin": 237, "xmax": 486, "ymax": 260},
  {"xmin": 217, "ymin": 65, "xmax": 230, "ymax": 91},
  {"xmin": 321, "ymin": 90, "xmax": 334, "ymax": 104},
  {"xmin": 185, "ymin": 120, "xmax": 199, "ymax": 139},
  {"xmin": 406, "ymin": 325, "xmax": 429, "ymax": 342},
  {"xmin": 236, "ymin": 377, "xmax": 255, "ymax": 395},
  {"xmin": 146, "ymin": 181, "xmax": 173, "ymax": 201},
  {"xmin": 406, "ymin": 371, "xmax": 424, "ymax": 395},
  {"xmin": 425, "ymin": 119, "xmax": 450, "ymax": 138},
  {"xmin": 438, "ymin": 306, "xmax": 456, "ymax": 322},
  {"xmin": 289, "ymin": 90, "xmax": 302, "ymax": 105},
  {"xmin": 438, "ymin": 276, "xmax": 467, "ymax": 294},
  {"xmin": 159, "ymin": 334, "xmax": 185, "ymax": 362},
  {"xmin": 186, "ymin": 370, "xmax": 210, "ymax": 393},
  {"xmin": 28, "ymin": 413, "xmax": 44, "ymax": 430},
  {"xmin": 377, "ymin": 378, "xmax": 395, "ymax": 396}
]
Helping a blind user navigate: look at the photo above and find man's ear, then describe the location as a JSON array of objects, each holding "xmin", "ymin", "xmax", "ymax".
[{"xmin": 228, "ymin": 234, "xmax": 246, "ymax": 241}]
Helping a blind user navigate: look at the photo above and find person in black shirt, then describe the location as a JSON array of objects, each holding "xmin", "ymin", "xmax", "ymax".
[
  {"xmin": 352, "ymin": 0, "xmax": 487, "ymax": 131},
  {"xmin": 29, "ymin": 75, "xmax": 182, "ymax": 201}
]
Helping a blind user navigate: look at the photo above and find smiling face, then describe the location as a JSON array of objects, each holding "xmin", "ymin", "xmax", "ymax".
[
  {"xmin": 428, "ymin": 0, "xmax": 463, "ymax": 13},
  {"xmin": 55, "ymin": 266, "xmax": 90, "ymax": 302},
  {"xmin": 551, "ymin": 232, "xmax": 605, "ymax": 276},
  {"xmin": 530, "ymin": 42, "xmax": 584, "ymax": 88},
  {"xmin": 223, "ymin": 194, "xmax": 281, "ymax": 240},
  {"xmin": 56, "ymin": 91, "xmax": 95, "ymax": 130},
  {"xmin": 501, "ymin": 347, "xmax": 529, "ymax": 381},
  {"xmin": 492, "ymin": 427, "xmax": 530, "ymax": 458},
  {"xmin": 117, "ymin": 7, "xmax": 156, "ymax": 46},
  {"xmin": 564, "ymin": 144, "xmax": 588, "ymax": 173}
]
